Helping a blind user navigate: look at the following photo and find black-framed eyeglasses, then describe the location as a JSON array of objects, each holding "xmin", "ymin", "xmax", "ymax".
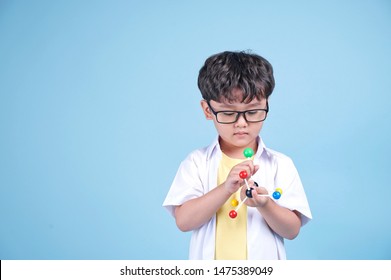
[{"xmin": 207, "ymin": 101, "xmax": 269, "ymax": 124}]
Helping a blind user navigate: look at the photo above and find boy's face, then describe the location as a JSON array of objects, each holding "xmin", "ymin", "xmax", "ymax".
[{"xmin": 201, "ymin": 90, "xmax": 267, "ymax": 158}]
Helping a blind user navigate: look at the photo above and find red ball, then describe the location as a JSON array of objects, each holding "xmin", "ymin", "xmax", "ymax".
[
  {"xmin": 239, "ymin": 170, "xmax": 248, "ymax": 179},
  {"xmin": 229, "ymin": 210, "xmax": 237, "ymax": 219}
]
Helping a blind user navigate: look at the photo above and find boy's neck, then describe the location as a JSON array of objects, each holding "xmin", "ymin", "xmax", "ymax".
[{"xmin": 219, "ymin": 137, "xmax": 258, "ymax": 159}]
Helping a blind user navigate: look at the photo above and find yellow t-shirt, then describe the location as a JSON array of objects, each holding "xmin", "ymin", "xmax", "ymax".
[{"xmin": 215, "ymin": 153, "xmax": 248, "ymax": 259}]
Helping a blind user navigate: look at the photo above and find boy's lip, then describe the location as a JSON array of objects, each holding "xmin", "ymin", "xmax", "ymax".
[{"xmin": 234, "ymin": 131, "xmax": 248, "ymax": 135}]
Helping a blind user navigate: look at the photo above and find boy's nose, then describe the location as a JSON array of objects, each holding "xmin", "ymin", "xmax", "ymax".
[{"xmin": 235, "ymin": 112, "xmax": 248, "ymax": 126}]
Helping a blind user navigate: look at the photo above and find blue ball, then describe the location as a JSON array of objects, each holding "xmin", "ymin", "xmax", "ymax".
[{"xmin": 272, "ymin": 191, "xmax": 281, "ymax": 200}]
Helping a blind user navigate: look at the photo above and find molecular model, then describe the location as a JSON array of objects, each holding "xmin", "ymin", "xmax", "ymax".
[{"xmin": 228, "ymin": 148, "xmax": 283, "ymax": 219}]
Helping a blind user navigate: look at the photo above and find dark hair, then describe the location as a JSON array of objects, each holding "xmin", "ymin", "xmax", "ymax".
[{"xmin": 197, "ymin": 51, "xmax": 275, "ymax": 103}]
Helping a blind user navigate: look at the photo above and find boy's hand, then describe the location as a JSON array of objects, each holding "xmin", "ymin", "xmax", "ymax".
[
  {"xmin": 241, "ymin": 183, "xmax": 270, "ymax": 207},
  {"xmin": 224, "ymin": 160, "xmax": 259, "ymax": 194}
]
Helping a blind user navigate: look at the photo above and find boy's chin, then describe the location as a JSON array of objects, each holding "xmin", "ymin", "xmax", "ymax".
[{"xmin": 221, "ymin": 137, "xmax": 256, "ymax": 149}]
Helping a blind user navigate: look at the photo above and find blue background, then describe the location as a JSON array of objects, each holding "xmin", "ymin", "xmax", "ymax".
[{"xmin": 1, "ymin": 0, "xmax": 390, "ymax": 260}]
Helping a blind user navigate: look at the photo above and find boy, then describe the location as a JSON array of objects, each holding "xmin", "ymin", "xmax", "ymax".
[{"xmin": 163, "ymin": 51, "xmax": 312, "ymax": 260}]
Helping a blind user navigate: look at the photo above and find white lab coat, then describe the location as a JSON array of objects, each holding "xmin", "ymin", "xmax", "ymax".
[{"xmin": 163, "ymin": 137, "xmax": 312, "ymax": 259}]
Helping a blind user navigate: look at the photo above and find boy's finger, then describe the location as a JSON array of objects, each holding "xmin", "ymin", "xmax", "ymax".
[{"xmin": 252, "ymin": 165, "xmax": 260, "ymax": 175}]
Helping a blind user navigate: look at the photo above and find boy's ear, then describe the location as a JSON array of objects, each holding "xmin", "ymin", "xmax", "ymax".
[{"xmin": 200, "ymin": 100, "xmax": 213, "ymax": 120}]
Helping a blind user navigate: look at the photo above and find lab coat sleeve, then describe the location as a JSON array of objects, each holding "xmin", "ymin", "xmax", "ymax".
[
  {"xmin": 163, "ymin": 151, "xmax": 206, "ymax": 217},
  {"xmin": 274, "ymin": 156, "xmax": 312, "ymax": 226}
]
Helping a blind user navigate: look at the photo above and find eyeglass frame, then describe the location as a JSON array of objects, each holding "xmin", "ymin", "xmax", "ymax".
[{"xmin": 206, "ymin": 100, "xmax": 269, "ymax": 124}]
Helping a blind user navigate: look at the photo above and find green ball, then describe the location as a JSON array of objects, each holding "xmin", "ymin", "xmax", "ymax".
[{"xmin": 243, "ymin": 147, "xmax": 254, "ymax": 158}]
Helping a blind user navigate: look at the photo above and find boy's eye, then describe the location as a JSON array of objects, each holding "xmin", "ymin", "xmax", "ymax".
[
  {"xmin": 247, "ymin": 110, "xmax": 259, "ymax": 115},
  {"xmin": 222, "ymin": 112, "xmax": 236, "ymax": 116}
]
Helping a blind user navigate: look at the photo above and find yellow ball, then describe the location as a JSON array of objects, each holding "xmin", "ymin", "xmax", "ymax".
[
  {"xmin": 275, "ymin": 188, "xmax": 283, "ymax": 194},
  {"xmin": 231, "ymin": 199, "xmax": 239, "ymax": 207}
]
